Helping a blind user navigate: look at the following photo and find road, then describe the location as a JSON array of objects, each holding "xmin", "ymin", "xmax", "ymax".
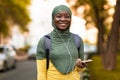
[{"xmin": 0, "ymin": 60, "xmax": 37, "ymax": 80}]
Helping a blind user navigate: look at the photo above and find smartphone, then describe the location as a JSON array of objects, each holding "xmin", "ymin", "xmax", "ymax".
[{"xmin": 82, "ymin": 59, "xmax": 93, "ymax": 63}]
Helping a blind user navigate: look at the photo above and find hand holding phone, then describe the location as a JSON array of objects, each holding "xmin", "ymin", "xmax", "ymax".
[
  {"xmin": 76, "ymin": 59, "xmax": 93, "ymax": 68},
  {"xmin": 81, "ymin": 59, "xmax": 92, "ymax": 66}
]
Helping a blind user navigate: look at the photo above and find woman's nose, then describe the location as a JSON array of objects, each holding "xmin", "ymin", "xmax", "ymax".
[{"xmin": 61, "ymin": 16, "xmax": 66, "ymax": 21}]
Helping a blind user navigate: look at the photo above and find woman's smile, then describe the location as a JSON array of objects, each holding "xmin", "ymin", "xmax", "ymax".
[{"xmin": 58, "ymin": 23, "xmax": 68, "ymax": 26}]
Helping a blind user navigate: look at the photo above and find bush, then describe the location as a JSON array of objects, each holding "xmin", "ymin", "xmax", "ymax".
[{"xmin": 88, "ymin": 54, "xmax": 120, "ymax": 80}]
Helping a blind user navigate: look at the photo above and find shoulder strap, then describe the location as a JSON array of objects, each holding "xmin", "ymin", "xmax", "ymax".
[
  {"xmin": 44, "ymin": 34, "xmax": 51, "ymax": 69},
  {"xmin": 72, "ymin": 33, "xmax": 81, "ymax": 51}
]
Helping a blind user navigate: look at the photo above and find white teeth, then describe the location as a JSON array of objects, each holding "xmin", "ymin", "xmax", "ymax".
[{"xmin": 60, "ymin": 24, "xmax": 66, "ymax": 26}]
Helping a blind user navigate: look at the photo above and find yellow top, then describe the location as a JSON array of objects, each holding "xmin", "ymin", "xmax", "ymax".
[{"xmin": 37, "ymin": 59, "xmax": 84, "ymax": 80}]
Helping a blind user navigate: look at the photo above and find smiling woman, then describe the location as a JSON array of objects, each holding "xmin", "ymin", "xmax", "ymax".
[{"xmin": 36, "ymin": 5, "xmax": 85, "ymax": 80}]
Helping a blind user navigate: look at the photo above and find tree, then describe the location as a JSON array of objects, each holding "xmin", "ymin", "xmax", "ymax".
[
  {"xmin": 66, "ymin": 0, "xmax": 120, "ymax": 70},
  {"xmin": 104, "ymin": 0, "xmax": 120, "ymax": 70},
  {"xmin": 0, "ymin": 0, "xmax": 31, "ymax": 37}
]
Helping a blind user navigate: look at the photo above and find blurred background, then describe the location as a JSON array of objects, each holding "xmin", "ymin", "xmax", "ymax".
[{"xmin": 0, "ymin": 0, "xmax": 120, "ymax": 80}]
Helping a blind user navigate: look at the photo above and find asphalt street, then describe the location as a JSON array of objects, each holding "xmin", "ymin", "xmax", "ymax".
[{"xmin": 0, "ymin": 60, "xmax": 37, "ymax": 80}]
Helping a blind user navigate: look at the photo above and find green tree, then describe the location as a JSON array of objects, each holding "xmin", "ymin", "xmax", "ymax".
[
  {"xmin": 66, "ymin": 0, "xmax": 120, "ymax": 70},
  {"xmin": 0, "ymin": 0, "xmax": 31, "ymax": 37}
]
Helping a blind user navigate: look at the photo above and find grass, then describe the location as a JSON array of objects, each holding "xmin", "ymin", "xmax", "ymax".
[{"xmin": 88, "ymin": 54, "xmax": 120, "ymax": 80}]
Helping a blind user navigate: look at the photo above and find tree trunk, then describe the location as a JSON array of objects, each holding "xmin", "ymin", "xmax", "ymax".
[
  {"xmin": 95, "ymin": 0, "xmax": 120, "ymax": 71},
  {"xmin": 91, "ymin": 0, "xmax": 108, "ymax": 68},
  {"xmin": 103, "ymin": 0, "xmax": 120, "ymax": 70},
  {"xmin": 92, "ymin": 2, "xmax": 105, "ymax": 54}
]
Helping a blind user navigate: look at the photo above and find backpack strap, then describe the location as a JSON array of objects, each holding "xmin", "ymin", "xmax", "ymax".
[
  {"xmin": 72, "ymin": 33, "xmax": 81, "ymax": 53},
  {"xmin": 44, "ymin": 34, "xmax": 51, "ymax": 69}
]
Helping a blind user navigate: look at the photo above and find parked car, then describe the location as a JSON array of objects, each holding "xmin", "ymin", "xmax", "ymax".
[
  {"xmin": 84, "ymin": 43, "xmax": 97, "ymax": 59},
  {"xmin": 0, "ymin": 44, "xmax": 16, "ymax": 71},
  {"xmin": 27, "ymin": 45, "xmax": 37, "ymax": 60}
]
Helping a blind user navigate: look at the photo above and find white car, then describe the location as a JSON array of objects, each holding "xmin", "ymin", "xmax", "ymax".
[{"xmin": 0, "ymin": 44, "xmax": 16, "ymax": 71}]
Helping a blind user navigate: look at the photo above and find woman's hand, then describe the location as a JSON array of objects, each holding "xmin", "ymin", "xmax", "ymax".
[
  {"xmin": 76, "ymin": 59, "xmax": 86, "ymax": 68},
  {"xmin": 76, "ymin": 59, "xmax": 93, "ymax": 68}
]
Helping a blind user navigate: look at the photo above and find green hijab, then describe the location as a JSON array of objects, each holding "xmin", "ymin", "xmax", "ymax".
[{"xmin": 51, "ymin": 5, "xmax": 72, "ymax": 33}]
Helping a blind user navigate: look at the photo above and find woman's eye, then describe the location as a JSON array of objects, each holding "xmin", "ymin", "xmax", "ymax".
[
  {"xmin": 65, "ymin": 15, "xmax": 70, "ymax": 18},
  {"xmin": 56, "ymin": 15, "xmax": 61, "ymax": 18}
]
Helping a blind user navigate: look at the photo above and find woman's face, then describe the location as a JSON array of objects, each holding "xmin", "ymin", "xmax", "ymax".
[{"xmin": 54, "ymin": 11, "xmax": 71, "ymax": 31}]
